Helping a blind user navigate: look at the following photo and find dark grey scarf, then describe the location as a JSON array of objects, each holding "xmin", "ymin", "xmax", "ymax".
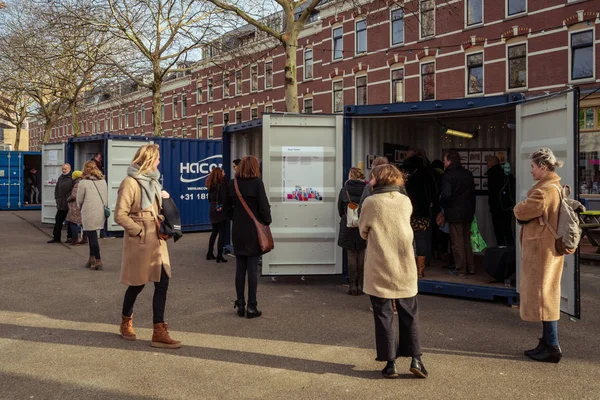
[{"xmin": 127, "ymin": 164, "xmax": 162, "ymax": 210}]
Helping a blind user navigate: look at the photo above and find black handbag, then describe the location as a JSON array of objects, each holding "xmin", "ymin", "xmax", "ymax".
[{"xmin": 157, "ymin": 197, "xmax": 183, "ymax": 242}]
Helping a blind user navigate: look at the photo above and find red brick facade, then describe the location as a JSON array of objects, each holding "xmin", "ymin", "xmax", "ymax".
[{"xmin": 29, "ymin": 0, "xmax": 600, "ymax": 150}]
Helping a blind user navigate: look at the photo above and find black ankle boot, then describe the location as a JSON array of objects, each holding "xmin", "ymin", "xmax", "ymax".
[
  {"xmin": 216, "ymin": 254, "xmax": 228, "ymax": 263},
  {"xmin": 524, "ymin": 338, "xmax": 546, "ymax": 357},
  {"xmin": 381, "ymin": 361, "xmax": 399, "ymax": 379},
  {"xmin": 246, "ymin": 306, "xmax": 262, "ymax": 319},
  {"xmin": 528, "ymin": 344, "xmax": 562, "ymax": 363},
  {"xmin": 206, "ymin": 250, "xmax": 216, "ymax": 260},
  {"xmin": 234, "ymin": 300, "xmax": 245, "ymax": 317},
  {"xmin": 410, "ymin": 357, "xmax": 428, "ymax": 378}
]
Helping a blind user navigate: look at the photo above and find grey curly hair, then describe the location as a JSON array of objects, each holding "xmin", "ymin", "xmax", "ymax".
[{"xmin": 531, "ymin": 147, "xmax": 564, "ymax": 171}]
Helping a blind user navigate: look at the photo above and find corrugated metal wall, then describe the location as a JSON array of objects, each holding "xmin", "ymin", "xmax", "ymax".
[{"xmin": 231, "ymin": 127, "xmax": 263, "ymax": 162}]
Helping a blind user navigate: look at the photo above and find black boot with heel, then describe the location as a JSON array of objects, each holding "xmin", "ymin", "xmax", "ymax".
[
  {"xmin": 206, "ymin": 250, "xmax": 216, "ymax": 260},
  {"xmin": 216, "ymin": 253, "xmax": 228, "ymax": 263},
  {"xmin": 234, "ymin": 300, "xmax": 245, "ymax": 317},
  {"xmin": 246, "ymin": 306, "xmax": 262, "ymax": 319}
]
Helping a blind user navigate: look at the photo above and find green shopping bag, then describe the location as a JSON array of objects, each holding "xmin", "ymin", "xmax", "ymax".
[{"xmin": 470, "ymin": 217, "xmax": 487, "ymax": 253}]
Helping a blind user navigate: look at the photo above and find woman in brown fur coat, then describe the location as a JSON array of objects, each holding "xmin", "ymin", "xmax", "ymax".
[{"xmin": 513, "ymin": 148, "xmax": 564, "ymax": 363}]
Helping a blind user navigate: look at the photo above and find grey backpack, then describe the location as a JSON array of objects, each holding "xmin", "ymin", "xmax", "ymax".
[{"xmin": 542, "ymin": 184, "xmax": 585, "ymax": 255}]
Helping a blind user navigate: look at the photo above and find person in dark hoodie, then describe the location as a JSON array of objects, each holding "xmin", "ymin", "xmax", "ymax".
[
  {"xmin": 400, "ymin": 149, "xmax": 438, "ymax": 278},
  {"xmin": 48, "ymin": 163, "xmax": 73, "ymax": 244},
  {"xmin": 337, "ymin": 167, "xmax": 367, "ymax": 295},
  {"xmin": 438, "ymin": 150, "xmax": 476, "ymax": 277},
  {"xmin": 487, "ymin": 155, "xmax": 515, "ymax": 246}
]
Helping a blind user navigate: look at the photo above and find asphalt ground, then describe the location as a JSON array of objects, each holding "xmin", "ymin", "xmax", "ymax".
[{"xmin": 1, "ymin": 210, "xmax": 599, "ymax": 399}]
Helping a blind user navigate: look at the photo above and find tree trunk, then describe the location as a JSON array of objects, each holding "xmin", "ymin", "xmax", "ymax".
[
  {"xmin": 14, "ymin": 124, "xmax": 21, "ymax": 151},
  {"xmin": 151, "ymin": 84, "xmax": 162, "ymax": 137},
  {"xmin": 71, "ymin": 102, "xmax": 80, "ymax": 137},
  {"xmin": 284, "ymin": 30, "xmax": 299, "ymax": 113},
  {"xmin": 43, "ymin": 124, "xmax": 52, "ymax": 144}
]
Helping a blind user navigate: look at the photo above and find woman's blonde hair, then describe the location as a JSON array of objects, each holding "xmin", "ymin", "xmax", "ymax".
[
  {"xmin": 82, "ymin": 161, "xmax": 104, "ymax": 180},
  {"xmin": 371, "ymin": 164, "xmax": 405, "ymax": 187},
  {"xmin": 131, "ymin": 144, "xmax": 160, "ymax": 174},
  {"xmin": 531, "ymin": 147, "xmax": 563, "ymax": 171},
  {"xmin": 349, "ymin": 167, "xmax": 365, "ymax": 180}
]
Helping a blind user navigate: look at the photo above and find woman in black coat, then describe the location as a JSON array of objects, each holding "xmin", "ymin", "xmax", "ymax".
[
  {"xmin": 226, "ymin": 156, "xmax": 272, "ymax": 319},
  {"xmin": 337, "ymin": 167, "xmax": 367, "ymax": 295},
  {"xmin": 206, "ymin": 167, "xmax": 229, "ymax": 263}
]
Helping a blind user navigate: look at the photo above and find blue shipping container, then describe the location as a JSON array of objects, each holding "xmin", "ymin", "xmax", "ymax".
[{"xmin": 0, "ymin": 151, "xmax": 42, "ymax": 210}]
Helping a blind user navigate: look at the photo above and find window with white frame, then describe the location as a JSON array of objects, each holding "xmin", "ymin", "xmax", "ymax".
[
  {"xmin": 105, "ymin": 115, "xmax": 109, "ymax": 132},
  {"xmin": 264, "ymin": 104, "xmax": 273, "ymax": 114},
  {"xmin": 571, "ymin": 30, "xmax": 594, "ymax": 81},
  {"xmin": 111, "ymin": 113, "xmax": 114, "ymax": 131},
  {"xmin": 356, "ymin": 76, "xmax": 367, "ymax": 106},
  {"xmin": 196, "ymin": 117, "xmax": 202, "ymax": 137},
  {"xmin": 421, "ymin": 62, "xmax": 435, "ymax": 100},
  {"xmin": 265, "ymin": 61, "xmax": 273, "ymax": 89},
  {"xmin": 208, "ymin": 78, "xmax": 213, "ymax": 100},
  {"xmin": 420, "ymin": 0, "xmax": 435, "ymax": 38},
  {"xmin": 304, "ymin": 99, "xmax": 313, "ymax": 114},
  {"xmin": 223, "ymin": 111, "xmax": 229, "ymax": 126},
  {"xmin": 182, "ymin": 95, "xmax": 187, "ymax": 117},
  {"xmin": 356, "ymin": 20, "xmax": 367, "ymax": 54},
  {"xmin": 251, "ymin": 108, "xmax": 258, "ymax": 120},
  {"xmin": 467, "ymin": 53, "xmax": 484, "ymax": 94},
  {"xmin": 173, "ymin": 96, "xmax": 179, "ymax": 119},
  {"xmin": 333, "ymin": 27, "xmax": 343, "ymax": 60},
  {"xmin": 141, "ymin": 105, "xmax": 145, "ymax": 124},
  {"xmin": 508, "ymin": 44, "xmax": 527, "ymax": 89},
  {"xmin": 134, "ymin": 107, "xmax": 139, "ymax": 126},
  {"xmin": 182, "ymin": 127, "xmax": 187, "ymax": 138},
  {"xmin": 507, "ymin": 0, "xmax": 526, "ymax": 17},
  {"xmin": 391, "ymin": 9, "xmax": 404, "ymax": 46},
  {"xmin": 161, "ymin": 100, "xmax": 165, "ymax": 120},
  {"xmin": 125, "ymin": 108, "xmax": 129, "ymax": 127},
  {"xmin": 333, "ymin": 80, "xmax": 344, "ymax": 113},
  {"xmin": 235, "ymin": 110, "xmax": 242, "ymax": 124},
  {"xmin": 235, "ymin": 70, "xmax": 242, "ymax": 95},
  {"xmin": 304, "ymin": 49, "xmax": 313, "ymax": 80},
  {"xmin": 208, "ymin": 115, "xmax": 214, "ymax": 138},
  {"xmin": 223, "ymin": 74, "xmax": 230, "ymax": 97},
  {"xmin": 466, "ymin": 0, "xmax": 483, "ymax": 26},
  {"xmin": 196, "ymin": 86, "xmax": 202, "ymax": 103},
  {"xmin": 251, "ymin": 65, "xmax": 258, "ymax": 92},
  {"xmin": 391, "ymin": 69, "xmax": 404, "ymax": 103}
]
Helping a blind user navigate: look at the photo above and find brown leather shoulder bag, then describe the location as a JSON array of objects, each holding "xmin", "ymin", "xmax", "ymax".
[{"xmin": 234, "ymin": 179, "xmax": 274, "ymax": 254}]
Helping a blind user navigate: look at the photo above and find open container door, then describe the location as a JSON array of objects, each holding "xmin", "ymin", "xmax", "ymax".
[
  {"xmin": 261, "ymin": 114, "xmax": 344, "ymax": 275},
  {"xmin": 516, "ymin": 89, "xmax": 580, "ymax": 318},
  {"xmin": 105, "ymin": 138, "xmax": 152, "ymax": 232},
  {"xmin": 41, "ymin": 143, "xmax": 66, "ymax": 224}
]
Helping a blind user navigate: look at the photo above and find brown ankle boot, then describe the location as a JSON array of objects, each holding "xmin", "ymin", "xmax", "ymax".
[
  {"xmin": 90, "ymin": 258, "xmax": 103, "ymax": 271},
  {"xmin": 417, "ymin": 256, "xmax": 426, "ymax": 278},
  {"xmin": 151, "ymin": 323, "xmax": 181, "ymax": 349},
  {"xmin": 120, "ymin": 315, "xmax": 136, "ymax": 341},
  {"xmin": 84, "ymin": 256, "xmax": 95, "ymax": 268}
]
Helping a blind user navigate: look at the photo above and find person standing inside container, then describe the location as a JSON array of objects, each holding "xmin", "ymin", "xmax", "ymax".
[
  {"xmin": 226, "ymin": 156, "xmax": 272, "ymax": 319},
  {"xmin": 27, "ymin": 167, "xmax": 40, "ymax": 205},
  {"xmin": 359, "ymin": 164, "xmax": 427, "ymax": 379},
  {"xmin": 232, "ymin": 158, "xmax": 241, "ymax": 174},
  {"xmin": 337, "ymin": 167, "xmax": 367, "ymax": 295},
  {"xmin": 358, "ymin": 156, "xmax": 390, "ymax": 214},
  {"xmin": 66, "ymin": 170, "xmax": 86, "ymax": 246},
  {"xmin": 48, "ymin": 163, "xmax": 73, "ymax": 244},
  {"xmin": 77, "ymin": 161, "xmax": 108, "ymax": 270},
  {"xmin": 438, "ymin": 150, "xmax": 476, "ymax": 276},
  {"xmin": 114, "ymin": 144, "xmax": 180, "ymax": 348},
  {"xmin": 513, "ymin": 148, "xmax": 565, "ymax": 363},
  {"xmin": 206, "ymin": 167, "xmax": 229, "ymax": 263},
  {"xmin": 487, "ymin": 155, "xmax": 515, "ymax": 246}
]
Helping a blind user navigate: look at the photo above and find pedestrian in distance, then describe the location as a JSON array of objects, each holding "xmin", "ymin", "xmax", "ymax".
[
  {"xmin": 513, "ymin": 148, "xmax": 566, "ymax": 363},
  {"xmin": 76, "ymin": 161, "xmax": 108, "ymax": 270},
  {"xmin": 206, "ymin": 167, "xmax": 229, "ymax": 263},
  {"xmin": 487, "ymin": 155, "xmax": 516, "ymax": 246},
  {"xmin": 114, "ymin": 144, "xmax": 180, "ymax": 349},
  {"xmin": 337, "ymin": 167, "xmax": 367, "ymax": 295},
  {"xmin": 438, "ymin": 150, "xmax": 476, "ymax": 277},
  {"xmin": 66, "ymin": 170, "xmax": 86, "ymax": 246},
  {"xmin": 48, "ymin": 163, "xmax": 73, "ymax": 244},
  {"xmin": 92, "ymin": 153, "xmax": 104, "ymax": 173},
  {"xmin": 359, "ymin": 164, "xmax": 428, "ymax": 379},
  {"xmin": 26, "ymin": 167, "xmax": 40, "ymax": 204},
  {"xmin": 226, "ymin": 155, "xmax": 272, "ymax": 319}
]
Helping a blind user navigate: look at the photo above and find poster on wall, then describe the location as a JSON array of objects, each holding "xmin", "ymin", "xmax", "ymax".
[{"xmin": 282, "ymin": 146, "xmax": 325, "ymax": 203}]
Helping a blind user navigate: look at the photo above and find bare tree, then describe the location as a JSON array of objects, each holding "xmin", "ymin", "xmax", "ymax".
[
  {"xmin": 0, "ymin": 84, "xmax": 34, "ymax": 151},
  {"xmin": 72, "ymin": 0, "xmax": 221, "ymax": 136},
  {"xmin": 205, "ymin": 0, "xmax": 325, "ymax": 112}
]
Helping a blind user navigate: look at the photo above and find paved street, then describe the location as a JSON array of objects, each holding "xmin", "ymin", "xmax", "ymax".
[{"xmin": 1, "ymin": 210, "xmax": 599, "ymax": 399}]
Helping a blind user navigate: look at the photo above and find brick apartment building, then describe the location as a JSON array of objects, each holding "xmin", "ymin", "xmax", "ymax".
[{"xmin": 29, "ymin": 0, "xmax": 600, "ymax": 151}]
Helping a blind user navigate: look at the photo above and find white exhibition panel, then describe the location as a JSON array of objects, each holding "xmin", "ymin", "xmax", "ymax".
[
  {"xmin": 261, "ymin": 114, "xmax": 344, "ymax": 275},
  {"xmin": 516, "ymin": 91, "xmax": 579, "ymax": 317},
  {"xmin": 41, "ymin": 143, "xmax": 66, "ymax": 224}
]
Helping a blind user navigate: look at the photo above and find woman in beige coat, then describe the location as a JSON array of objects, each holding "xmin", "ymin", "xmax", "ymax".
[
  {"xmin": 513, "ymin": 148, "xmax": 564, "ymax": 363},
  {"xmin": 359, "ymin": 164, "xmax": 427, "ymax": 379},
  {"xmin": 114, "ymin": 144, "xmax": 180, "ymax": 349}
]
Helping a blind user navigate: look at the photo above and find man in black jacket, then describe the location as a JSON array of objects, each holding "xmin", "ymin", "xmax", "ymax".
[
  {"xmin": 439, "ymin": 150, "xmax": 476, "ymax": 276},
  {"xmin": 48, "ymin": 163, "xmax": 73, "ymax": 244},
  {"xmin": 487, "ymin": 156, "xmax": 515, "ymax": 246}
]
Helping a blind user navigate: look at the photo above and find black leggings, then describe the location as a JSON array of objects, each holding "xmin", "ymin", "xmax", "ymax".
[
  {"xmin": 122, "ymin": 267, "xmax": 169, "ymax": 324},
  {"xmin": 85, "ymin": 230, "xmax": 101, "ymax": 259},
  {"xmin": 209, "ymin": 221, "xmax": 227, "ymax": 256},
  {"xmin": 235, "ymin": 255, "xmax": 260, "ymax": 307}
]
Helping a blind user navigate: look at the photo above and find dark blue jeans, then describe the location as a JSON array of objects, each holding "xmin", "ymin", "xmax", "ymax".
[{"xmin": 542, "ymin": 321, "xmax": 559, "ymax": 347}]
